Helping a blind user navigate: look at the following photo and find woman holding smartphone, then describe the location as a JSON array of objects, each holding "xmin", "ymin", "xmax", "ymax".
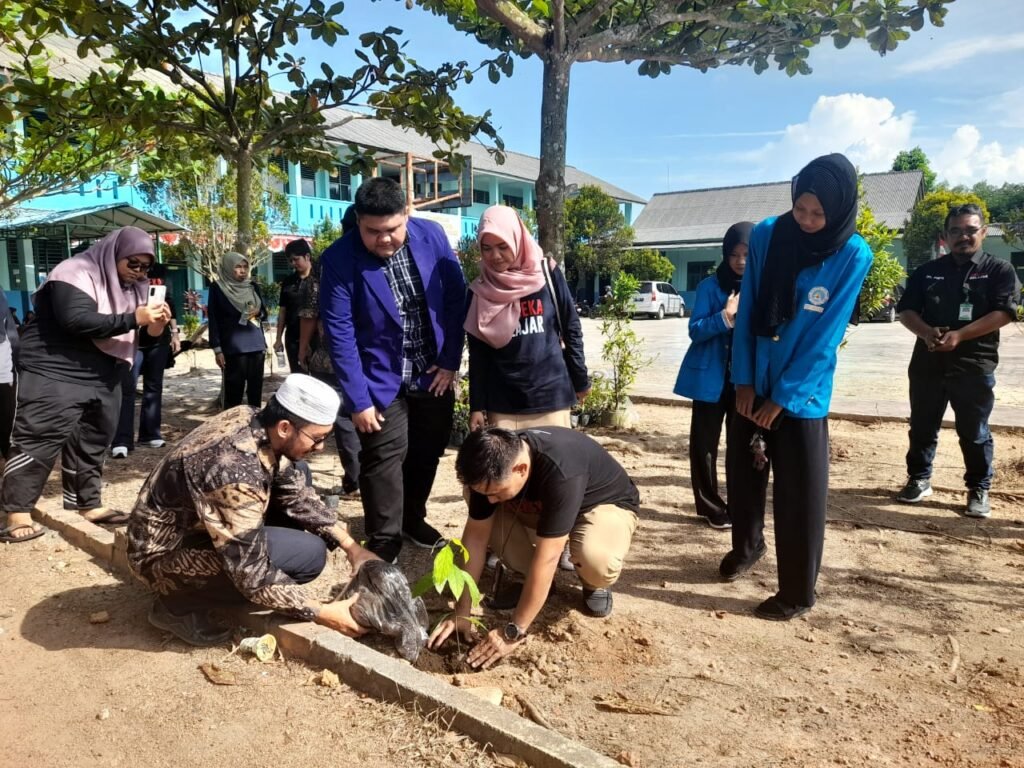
[{"xmin": 0, "ymin": 226, "xmax": 170, "ymax": 542}]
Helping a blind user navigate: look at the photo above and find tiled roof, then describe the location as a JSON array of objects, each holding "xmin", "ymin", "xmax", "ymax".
[
  {"xmin": 632, "ymin": 170, "xmax": 924, "ymax": 246},
  {"xmin": 2, "ymin": 36, "xmax": 643, "ymax": 205}
]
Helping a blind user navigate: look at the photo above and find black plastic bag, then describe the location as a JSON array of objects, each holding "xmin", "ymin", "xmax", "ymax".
[{"xmin": 340, "ymin": 560, "xmax": 428, "ymax": 662}]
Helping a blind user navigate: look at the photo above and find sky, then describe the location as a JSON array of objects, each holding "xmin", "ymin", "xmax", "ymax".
[{"xmin": 312, "ymin": 0, "xmax": 1024, "ymax": 201}]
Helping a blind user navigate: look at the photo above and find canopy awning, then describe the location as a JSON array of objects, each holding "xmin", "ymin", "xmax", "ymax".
[{"xmin": 0, "ymin": 202, "xmax": 185, "ymax": 240}]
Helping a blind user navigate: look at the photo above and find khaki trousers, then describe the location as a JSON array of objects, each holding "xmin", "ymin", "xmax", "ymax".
[
  {"xmin": 489, "ymin": 501, "xmax": 638, "ymax": 589},
  {"xmin": 487, "ymin": 410, "xmax": 572, "ymax": 430}
]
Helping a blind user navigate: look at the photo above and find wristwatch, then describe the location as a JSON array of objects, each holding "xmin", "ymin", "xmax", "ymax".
[{"xmin": 503, "ymin": 622, "xmax": 527, "ymax": 643}]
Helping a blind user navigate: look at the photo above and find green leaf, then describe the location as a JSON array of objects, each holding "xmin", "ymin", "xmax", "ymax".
[
  {"xmin": 410, "ymin": 571, "xmax": 434, "ymax": 599},
  {"xmin": 447, "ymin": 567, "xmax": 465, "ymax": 601},
  {"xmin": 464, "ymin": 569, "xmax": 482, "ymax": 608}
]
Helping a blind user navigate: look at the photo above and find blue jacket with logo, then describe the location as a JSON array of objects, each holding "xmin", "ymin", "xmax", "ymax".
[
  {"xmin": 731, "ymin": 216, "xmax": 873, "ymax": 419},
  {"xmin": 673, "ymin": 275, "xmax": 733, "ymax": 403}
]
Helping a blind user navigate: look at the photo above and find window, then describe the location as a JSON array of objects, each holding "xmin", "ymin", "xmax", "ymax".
[
  {"xmin": 1012, "ymin": 251, "xmax": 1024, "ymax": 285},
  {"xmin": 299, "ymin": 164, "xmax": 318, "ymax": 197},
  {"xmin": 502, "ymin": 193, "xmax": 524, "ymax": 209},
  {"xmin": 473, "ymin": 189, "xmax": 490, "ymax": 205},
  {"xmin": 328, "ymin": 164, "xmax": 351, "ymax": 201},
  {"xmin": 268, "ymin": 156, "xmax": 289, "ymax": 195},
  {"xmin": 686, "ymin": 261, "xmax": 715, "ymax": 291}
]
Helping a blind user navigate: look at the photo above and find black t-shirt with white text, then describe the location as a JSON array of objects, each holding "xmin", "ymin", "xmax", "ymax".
[{"xmin": 467, "ymin": 427, "xmax": 640, "ymax": 538}]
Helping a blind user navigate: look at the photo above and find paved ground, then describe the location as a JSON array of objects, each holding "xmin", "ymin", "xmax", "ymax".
[{"xmin": 580, "ymin": 316, "xmax": 1024, "ymax": 427}]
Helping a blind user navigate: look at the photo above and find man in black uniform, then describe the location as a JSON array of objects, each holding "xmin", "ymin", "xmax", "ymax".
[
  {"xmin": 274, "ymin": 239, "xmax": 314, "ymax": 371},
  {"xmin": 427, "ymin": 426, "xmax": 640, "ymax": 669},
  {"xmin": 895, "ymin": 204, "xmax": 1019, "ymax": 518}
]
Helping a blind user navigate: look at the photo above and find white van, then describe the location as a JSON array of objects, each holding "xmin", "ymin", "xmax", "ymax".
[{"xmin": 631, "ymin": 281, "xmax": 684, "ymax": 319}]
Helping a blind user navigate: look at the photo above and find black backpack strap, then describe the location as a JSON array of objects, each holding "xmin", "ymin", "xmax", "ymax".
[{"xmin": 540, "ymin": 256, "xmax": 564, "ymax": 344}]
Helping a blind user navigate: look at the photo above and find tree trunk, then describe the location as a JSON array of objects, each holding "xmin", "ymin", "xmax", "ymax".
[
  {"xmin": 234, "ymin": 148, "xmax": 254, "ymax": 256},
  {"xmin": 535, "ymin": 53, "xmax": 572, "ymax": 264}
]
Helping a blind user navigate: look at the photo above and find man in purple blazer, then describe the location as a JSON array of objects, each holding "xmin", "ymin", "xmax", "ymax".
[{"xmin": 320, "ymin": 178, "xmax": 466, "ymax": 562}]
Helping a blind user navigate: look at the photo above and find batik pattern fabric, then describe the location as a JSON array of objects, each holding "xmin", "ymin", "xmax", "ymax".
[
  {"xmin": 126, "ymin": 406, "xmax": 340, "ymax": 620},
  {"xmin": 297, "ymin": 262, "xmax": 333, "ymax": 375}
]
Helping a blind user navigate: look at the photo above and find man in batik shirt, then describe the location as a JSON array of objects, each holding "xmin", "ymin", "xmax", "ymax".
[{"xmin": 127, "ymin": 374, "xmax": 375, "ymax": 646}]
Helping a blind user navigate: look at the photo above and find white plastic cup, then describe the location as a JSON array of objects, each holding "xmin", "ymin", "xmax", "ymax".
[{"xmin": 238, "ymin": 633, "xmax": 277, "ymax": 662}]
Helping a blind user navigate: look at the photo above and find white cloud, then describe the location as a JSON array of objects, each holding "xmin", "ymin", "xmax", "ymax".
[
  {"xmin": 895, "ymin": 32, "xmax": 1024, "ymax": 75},
  {"xmin": 932, "ymin": 125, "xmax": 1024, "ymax": 186},
  {"xmin": 736, "ymin": 94, "xmax": 915, "ymax": 179}
]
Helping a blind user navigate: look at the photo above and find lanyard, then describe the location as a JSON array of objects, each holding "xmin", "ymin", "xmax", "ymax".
[{"xmin": 960, "ymin": 262, "xmax": 977, "ymax": 300}]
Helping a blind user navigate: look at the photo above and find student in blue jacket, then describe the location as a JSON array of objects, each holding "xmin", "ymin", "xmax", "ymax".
[
  {"xmin": 673, "ymin": 221, "xmax": 753, "ymax": 530},
  {"xmin": 722, "ymin": 153, "xmax": 873, "ymax": 621}
]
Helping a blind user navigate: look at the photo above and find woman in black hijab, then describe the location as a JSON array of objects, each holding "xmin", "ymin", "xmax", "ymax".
[
  {"xmin": 722, "ymin": 153, "xmax": 873, "ymax": 621},
  {"xmin": 672, "ymin": 221, "xmax": 753, "ymax": 530}
]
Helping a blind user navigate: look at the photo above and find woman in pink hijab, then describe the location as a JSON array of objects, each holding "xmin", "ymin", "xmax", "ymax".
[
  {"xmin": 0, "ymin": 226, "xmax": 171, "ymax": 543},
  {"xmin": 464, "ymin": 205, "xmax": 590, "ymax": 431}
]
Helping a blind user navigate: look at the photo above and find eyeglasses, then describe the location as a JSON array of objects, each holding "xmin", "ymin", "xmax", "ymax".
[
  {"xmin": 124, "ymin": 260, "xmax": 153, "ymax": 274},
  {"xmin": 296, "ymin": 426, "xmax": 328, "ymax": 448},
  {"xmin": 947, "ymin": 227, "xmax": 984, "ymax": 238}
]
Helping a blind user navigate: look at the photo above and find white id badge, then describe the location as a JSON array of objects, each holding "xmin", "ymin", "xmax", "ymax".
[{"xmin": 958, "ymin": 303, "xmax": 973, "ymax": 321}]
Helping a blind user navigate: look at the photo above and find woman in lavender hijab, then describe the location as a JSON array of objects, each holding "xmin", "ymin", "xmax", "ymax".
[{"xmin": 0, "ymin": 227, "xmax": 171, "ymax": 543}]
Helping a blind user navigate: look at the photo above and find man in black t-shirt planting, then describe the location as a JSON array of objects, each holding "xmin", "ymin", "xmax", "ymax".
[
  {"xmin": 895, "ymin": 203, "xmax": 1020, "ymax": 519},
  {"xmin": 427, "ymin": 426, "xmax": 640, "ymax": 669}
]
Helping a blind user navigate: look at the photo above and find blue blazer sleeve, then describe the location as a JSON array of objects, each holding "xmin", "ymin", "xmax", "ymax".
[
  {"xmin": 688, "ymin": 277, "xmax": 729, "ymax": 343},
  {"xmin": 435, "ymin": 241, "xmax": 467, "ymax": 372},
  {"xmin": 320, "ymin": 238, "xmax": 374, "ymax": 414},
  {"xmin": 730, "ymin": 219, "xmax": 772, "ymax": 388},
  {"xmin": 771, "ymin": 235, "xmax": 874, "ymax": 413}
]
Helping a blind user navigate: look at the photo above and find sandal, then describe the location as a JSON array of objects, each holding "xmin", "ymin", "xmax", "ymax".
[
  {"xmin": 81, "ymin": 509, "xmax": 131, "ymax": 527},
  {"xmin": 0, "ymin": 522, "xmax": 46, "ymax": 544}
]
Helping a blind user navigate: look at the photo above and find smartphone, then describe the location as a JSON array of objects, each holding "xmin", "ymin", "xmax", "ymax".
[{"xmin": 148, "ymin": 284, "xmax": 167, "ymax": 307}]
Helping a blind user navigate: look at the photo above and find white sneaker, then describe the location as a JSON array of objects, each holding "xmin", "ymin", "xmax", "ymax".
[
  {"xmin": 111, "ymin": 446, "xmax": 128, "ymax": 459},
  {"xmin": 142, "ymin": 439, "xmax": 166, "ymax": 448}
]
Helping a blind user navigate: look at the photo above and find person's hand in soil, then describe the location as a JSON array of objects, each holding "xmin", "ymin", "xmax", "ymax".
[
  {"xmin": 466, "ymin": 628, "xmax": 524, "ymax": 669},
  {"xmin": 314, "ymin": 595, "xmax": 367, "ymax": 637},
  {"xmin": 427, "ymin": 616, "xmax": 480, "ymax": 650}
]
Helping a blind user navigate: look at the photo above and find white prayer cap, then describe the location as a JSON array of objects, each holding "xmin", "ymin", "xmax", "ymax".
[{"xmin": 274, "ymin": 374, "xmax": 340, "ymax": 426}]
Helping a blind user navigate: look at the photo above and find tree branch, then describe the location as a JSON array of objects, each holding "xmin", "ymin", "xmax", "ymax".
[{"xmin": 475, "ymin": 0, "xmax": 548, "ymax": 55}]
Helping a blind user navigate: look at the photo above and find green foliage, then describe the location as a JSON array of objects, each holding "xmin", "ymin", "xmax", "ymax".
[
  {"xmin": 1004, "ymin": 208, "xmax": 1024, "ymax": 250},
  {"xmin": 251, "ymin": 274, "xmax": 281, "ymax": 312},
  {"xmin": 564, "ymin": 185, "xmax": 633, "ymax": 287},
  {"xmin": 456, "ymin": 233, "xmax": 481, "ymax": 285},
  {"xmin": 620, "ymin": 248, "xmax": 675, "ymax": 282},
  {"xmin": 963, "ymin": 182, "xmax": 1024, "ymax": 223},
  {"xmin": 137, "ymin": 154, "xmax": 290, "ymax": 281},
  {"xmin": 13, "ymin": 0, "xmax": 507, "ymax": 253},
  {"xmin": 891, "ymin": 147, "xmax": 936, "ymax": 193},
  {"xmin": 451, "ymin": 373, "xmax": 471, "ymax": 443},
  {"xmin": 903, "ymin": 190, "xmax": 990, "ymax": 273},
  {"xmin": 599, "ymin": 272, "xmax": 650, "ymax": 414},
  {"xmin": 181, "ymin": 313, "xmax": 201, "ymax": 337},
  {"xmin": 856, "ymin": 182, "xmax": 905, "ymax": 318},
  {"xmin": 413, "ymin": 0, "xmax": 953, "ymax": 261},
  {"xmin": 572, "ymin": 371, "xmax": 615, "ymax": 425},
  {"xmin": 411, "ymin": 538, "xmax": 482, "ymax": 611},
  {"xmin": 312, "ymin": 217, "xmax": 344, "ymax": 255}
]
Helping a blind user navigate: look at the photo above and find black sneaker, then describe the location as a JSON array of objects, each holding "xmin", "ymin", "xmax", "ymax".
[
  {"xmin": 965, "ymin": 488, "xmax": 991, "ymax": 519},
  {"xmin": 701, "ymin": 510, "xmax": 732, "ymax": 530},
  {"xmin": 896, "ymin": 478, "xmax": 932, "ymax": 504},
  {"xmin": 148, "ymin": 598, "xmax": 233, "ymax": 647},
  {"xmin": 754, "ymin": 595, "xmax": 812, "ymax": 622},
  {"xmin": 402, "ymin": 519, "xmax": 445, "ymax": 549},
  {"xmin": 719, "ymin": 541, "xmax": 767, "ymax": 582},
  {"xmin": 581, "ymin": 587, "xmax": 613, "ymax": 618}
]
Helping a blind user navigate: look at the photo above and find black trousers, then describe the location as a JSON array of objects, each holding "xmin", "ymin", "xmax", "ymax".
[
  {"xmin": 114, "ymin": 344, "xmax": 170, "ymax": 449},
  {"xmin": 689, "ymin": 386, "xmax": 734, "ymax": 519},
  {"xmin": 358, "ymin": 389, "xmax": 454, "ymax": 559},
  {"xmin": 0, "ymin": 378, "xmax": 16, "ymax": 458},
  {"xmin": 223, "ymin": 351, "xmax": 265, "ymax": 409},
  {"xmin": 312, "ymin": 372, "xmax": 361, "ymax": 492},
  {"xmin": 284, "ymin": 327, "xmax": 301, "ymax": 373},
  {"xmin": 726, "ymin": 413, "xmax": 829, "ymax": 608},
  {"xmin": 1, "ymin": 370, "xmax": 121, "ymax": 513}
]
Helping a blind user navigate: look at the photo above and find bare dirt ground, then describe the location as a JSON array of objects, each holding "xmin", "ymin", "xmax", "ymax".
[{"xmin": 3, "ymin": 356, "xmax": 1023, "ymax": 768}]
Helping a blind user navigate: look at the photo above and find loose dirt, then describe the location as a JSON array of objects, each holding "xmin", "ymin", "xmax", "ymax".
[{"xmin": 3, "ymin": 358, "xmax": 1023, "ymax": 767}]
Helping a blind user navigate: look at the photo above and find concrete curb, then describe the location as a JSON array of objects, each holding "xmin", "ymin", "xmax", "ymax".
[
  {"xmin": 629, "ymin": 394, "xmax": 1024, "ymax": 434},
  {"xmin": 32, "ymin": 505, "xmax": 621, "ymax": 768}
]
